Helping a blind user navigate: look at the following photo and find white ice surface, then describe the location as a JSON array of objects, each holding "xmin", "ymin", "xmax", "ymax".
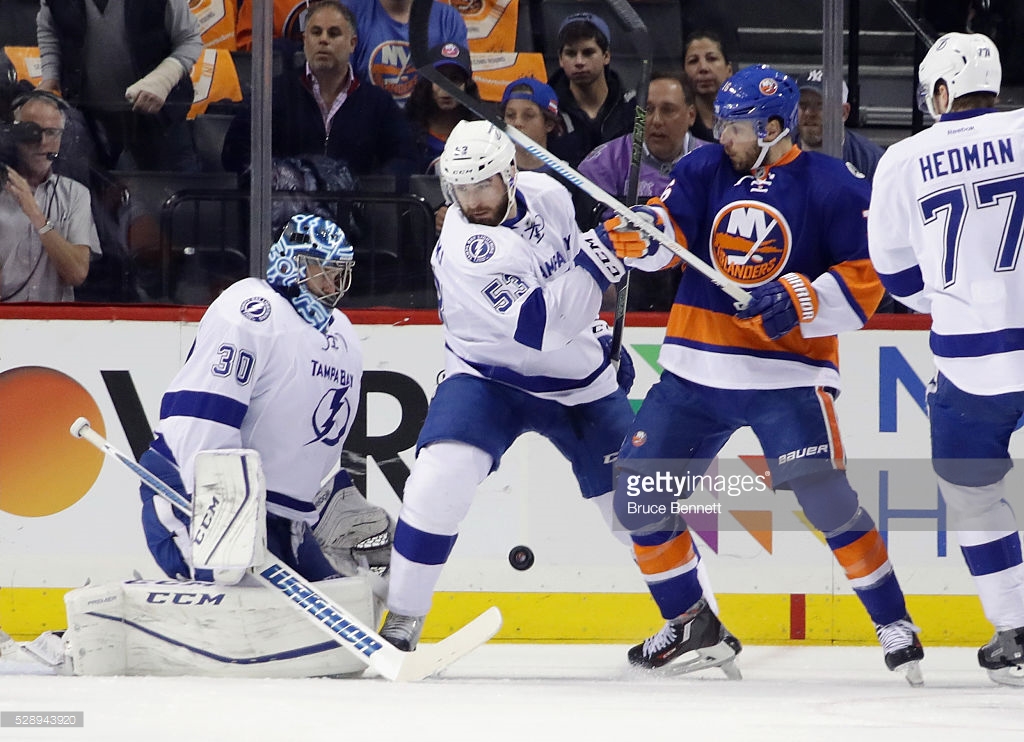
[{"xmin": 1, "ymin": 644, "xmax": 1022, "ymax": 741}]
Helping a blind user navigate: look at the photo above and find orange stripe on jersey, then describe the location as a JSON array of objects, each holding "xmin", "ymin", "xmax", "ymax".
[
  {"xmin": 832, "ymin": 258, "xmax": 886, "ymax": 320},
  {"xmin": 666, "ymin": 304, "xmax": 840, "ymax": 365},
  {"xmin": 634, "ymin": 532, "xmax": 697, "ymax": 576},
  {"xmin": 815, "ymin": 387, "xmax": 846, "ymax": 467},
  {"xmin": 832, "ymin": 530, "xmax": 890, "ymax": 580}
]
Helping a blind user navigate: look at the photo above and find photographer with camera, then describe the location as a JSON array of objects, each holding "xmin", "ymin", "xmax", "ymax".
[{"xmin": 1, "ymin": 90, "xmax": 100, "ymax": 302}]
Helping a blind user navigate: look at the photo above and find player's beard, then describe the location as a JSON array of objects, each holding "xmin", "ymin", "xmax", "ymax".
[
  {"xmin": 461, "ymin": 194, "xmax": 510, "ymax": 227},
  {"xmin": 725, "ymin": 140, "xmax": 760, "ymax": 173}
]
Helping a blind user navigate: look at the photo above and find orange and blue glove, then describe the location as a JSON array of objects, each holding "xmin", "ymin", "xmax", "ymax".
[
  {"xmin": 735, "ymin": 273, "xmax": 818, "ymax": 340},
  {"xmin": 595, "ymin": 205, "xmax": 667, "ymax": 259}
]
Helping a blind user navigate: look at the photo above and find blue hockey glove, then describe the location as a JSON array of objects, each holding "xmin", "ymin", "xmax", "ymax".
[
  {"xmin": 596, "ymin": 205, "xmax": 667, "ymax": 259},
  {"xmin": 735, "ymin": 272, "xmax": 818, "ymax": 341},
  {"xmin": 598, "ymin": 333, "xmax": 635, "ymax": 394}
]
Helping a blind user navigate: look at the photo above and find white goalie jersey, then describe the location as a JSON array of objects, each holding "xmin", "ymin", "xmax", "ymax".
[
  {"xmin": 869, "ymin": 107, "xmax": 1024, "ymax": 395},
  {"xmin": 153, "ymin": 278, "xmax": 363, "ymax": 522},
  {"xmin": 434, "ymin": 171, "xmax": 618, "ymax": 404}
]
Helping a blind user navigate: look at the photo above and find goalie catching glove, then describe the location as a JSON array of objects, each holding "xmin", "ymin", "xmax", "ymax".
[
  {"xmin": 312, "ymin": 470, "xmax": 394, "ymax": 577},
  {"xmin": 735, "ymin": 272, "xmax": 818, "ymax": 340}
]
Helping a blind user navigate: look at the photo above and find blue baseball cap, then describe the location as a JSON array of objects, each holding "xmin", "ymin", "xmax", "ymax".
[
  {"xmin": 501, "ymin": 77, "xmax": 559, "ymax": 117},
  {"xmin": 557, "ymin": 12, "xmax": 611, "ymax": 46},
  {"xmin": 425, "ymin": 42, "xmax": 472, "ymax": 76}
]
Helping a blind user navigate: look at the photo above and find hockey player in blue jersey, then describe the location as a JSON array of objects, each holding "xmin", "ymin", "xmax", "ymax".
[
  {"xmin": 139, "ymin": 214, "xmax": 392, "ymax": 584},
  {"xmin": 378, "ymin": 121, "xmax": 736, "ymax": 676},
  {"xmin": 869, "ymin": 33, "xmax": 1024, "ymax": 687},
  {"xmin": 603, "ymin": 65, "xmax": 924, "ymax": 683}
]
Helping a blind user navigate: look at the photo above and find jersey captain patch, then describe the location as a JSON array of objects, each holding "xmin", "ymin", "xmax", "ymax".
[
  {"xmin": 709, "ymin": 200, "xmax": 793, "ymax": 285},
  {"xmin": 465, "ymin": 235, "xmax": 497, "ymax": 263},
  {"xmin": 240, "ymin": 296, "xmax": 272, "ymax": 322}
]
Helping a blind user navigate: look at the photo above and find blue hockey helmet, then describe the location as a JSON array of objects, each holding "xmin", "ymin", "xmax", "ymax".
[
  {"xmin": 713, "ymin": 64, "xmax": 799, "ymax": 141},
  {"xmin": 267, "ymin": 214, "xmax": 354, "ymax": 331}
]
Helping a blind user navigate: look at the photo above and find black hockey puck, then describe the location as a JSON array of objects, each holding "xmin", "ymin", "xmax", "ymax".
[{"xmin": 508, "ymin": 545, "xmax": 534, "ymax": 571}]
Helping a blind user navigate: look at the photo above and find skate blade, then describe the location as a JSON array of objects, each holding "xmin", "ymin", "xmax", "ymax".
[
  {"xmin": 987, "ymin": 665, "xmax": 1024, "ymax": 687},
  {"xmin": 660, "ymin": 640, "xmax": 742, "ymax": 680},
  {"xmin": 898, "ymin": 659, "xmax": 924, "ymax": 687}
]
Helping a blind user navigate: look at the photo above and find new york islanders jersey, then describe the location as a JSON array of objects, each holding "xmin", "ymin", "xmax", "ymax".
[
  {"xmin": 646, "ymin": 144, "xmax": 883, "ymax": 391},
  {"xmin": 869, "ymin": 107, "xmax": 1024, "ymax": 395},
  {"xmin": 152, "ymin": 278, "xmax": 363, "ymax": 523},
  {"xmin": 434, "ymin": 171, "xmax": 618, "ymax": 404}
]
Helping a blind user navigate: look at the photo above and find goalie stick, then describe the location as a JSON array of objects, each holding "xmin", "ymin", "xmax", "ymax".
[
  {"xmin": 408, "ymin": 0, "xmax": 751, "ymax": 309},
  {"xmin": 602, "ymin": 0, "xmax": 652, "ymax": 364},
  {"xmin": 69, "ymin": 417, "xmax": 501, "ymax": 682}
]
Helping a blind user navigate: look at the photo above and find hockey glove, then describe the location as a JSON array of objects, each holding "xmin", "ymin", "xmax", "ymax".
[
  {"xmin": 597, "ymin": 331, "xmax": 635, "ymax": 394},
  {"xmin": 597, "ymin": 205, "xmax": 667, "ymax": 259},
  {"xmin": 736, "ymin": 272, "xmax": 818, "ymax": 341},
  {"xmin": 576, "ymin": 229, "xmax": 627, "ymax": 290},
  {"xmin": 312, "ymin": 470, "xmax": 394, "ymax": 577}
]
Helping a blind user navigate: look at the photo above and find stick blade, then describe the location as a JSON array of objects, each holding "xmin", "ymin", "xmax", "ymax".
[{"xmin": 394, "ymin": 607, "xmax": 502, "ymax": 682}]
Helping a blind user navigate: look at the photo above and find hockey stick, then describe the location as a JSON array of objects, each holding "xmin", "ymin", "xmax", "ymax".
[
  {"xmin": 603, "ymin": 0, "xmax": 652, "ymax": 363},
  {"xmin": 69, "ymin": 417, "xmax": 501, "ymax": 682},
  {"xmin": 408, "ymin": 0, "xmax": 751, "ymax": 309}
]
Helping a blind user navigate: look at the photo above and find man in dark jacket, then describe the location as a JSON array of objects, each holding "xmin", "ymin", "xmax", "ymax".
[
  {"xmin": 222, "ymin": 0, "xmax": 416, "ymax": 178},
  {"xmin": 547, "ymin": 12, "xmax": 636, "ymax": 168}
]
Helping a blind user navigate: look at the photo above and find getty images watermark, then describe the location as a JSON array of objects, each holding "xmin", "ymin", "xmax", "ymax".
[
  {"xmin": 614, "ymin": 459, "xmax": 772, "ymax": 530},
  {"xmin": 622, "ymin": 470, "xmax": 769, "ymax": 512},
  {"xmin": 611, "ymin": 457, "xmax": 1024, "ymax": 534}
]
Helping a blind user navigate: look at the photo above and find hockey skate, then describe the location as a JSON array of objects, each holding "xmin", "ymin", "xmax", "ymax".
[
  {"xmin": 380, "ymin": 612, "xmax": 425, "ymax": 652},
  {"xmin": 875, "ymin": 616, "xmax": 924, "ymax": 686},
  {"xmin": 978, "ymin": 627, "xmax": 1024, "ymax": 687},
  {"xmin": 628, "ymin": 599, "xmax": 742, "ymax": 679}
]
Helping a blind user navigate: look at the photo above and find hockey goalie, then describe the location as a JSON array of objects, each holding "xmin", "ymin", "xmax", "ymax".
[{"xmin": 14, "ymin": 215, "xmax": 395, "ymax": 678}]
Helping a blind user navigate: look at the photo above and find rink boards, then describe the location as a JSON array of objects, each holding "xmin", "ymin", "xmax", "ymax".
[{"xmin": 0, "ymin": 307, "xmax": 1001, "ymax": 645}]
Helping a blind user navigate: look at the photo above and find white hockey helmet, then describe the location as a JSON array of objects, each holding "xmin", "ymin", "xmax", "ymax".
[
  {"xmin": 439, "ymin": 120, "xmax": 518, "ymax": 220},
  {"xmin": 918, "ymin": 32, "xmax": 1001, "ymax": 119}
]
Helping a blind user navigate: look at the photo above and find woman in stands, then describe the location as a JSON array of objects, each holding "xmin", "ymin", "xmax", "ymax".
[{"xmin": 405, "ymin": 42, "xmax": 481, "ymax": 173}]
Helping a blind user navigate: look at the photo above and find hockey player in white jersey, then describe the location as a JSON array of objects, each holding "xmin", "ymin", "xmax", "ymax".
[
  {"xmin": 869, "ymin": 33, "xmax": 1024, "ymax": 687},
  {"xmin": 378, "ymin": 121, "xmax": 736, "ymax": 676},
  {"xmin": 139, "ymin": 213, "xmax": 391, "ymax": 584}
]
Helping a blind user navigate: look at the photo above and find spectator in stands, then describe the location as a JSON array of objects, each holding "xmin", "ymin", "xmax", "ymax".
[
  {"xmin": 679, "ymin": 2, "xmax": 741, "ymax": 63},
  {"xmin": 500, "ymin": 77, "xmax": 567, "ymax": 174},
  {"xmin": 683, "ymin": 30, "xmax": 733, "ymax": 142},
  {"xmin": 235, "ymin": 0, "xmax": 308, "ymax": 51},
  {"xmin": 222, "ymin": 0, "xmax": 417, "ymax": 178},
  {"xmin": 36, "ymin": 0, "xmax": 203, "ymax": 172},
  {"xmin": 347, "ymin": 0, "xmax": 468, "ymax": 107},
  {"xmin": 579, "ymin": 71, "xmax": 704, "ymax": 199},
  {"xmin": 548, "ymin": 12, "xmax": 636, "ymax": 167},
  {"xmin": 0, "ymin": 90, "xmax": 100, "ymax": 302},
  {"xmin": 794, "ymin": 69, "xmax": 886, "ymax": 180},
  {"xmin": 406, "ymin": 42, "xmax": 480, "ymax": 173},
  {"xmin": 577, "ymin": 71, "xmax": 705, "ymax": 311}
]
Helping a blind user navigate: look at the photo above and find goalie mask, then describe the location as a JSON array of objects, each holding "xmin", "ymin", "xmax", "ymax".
[
  {"xmin": 439, "ymin": 120, "xmax": 518, "ymax": 224},
  {"xmin": 267, "ymin": 214, "xmax": 354, "ymax": 332},
  {"xmin": 918, "ymin": 32, "xmax": 1001, "ymax": 120},
  {"xmin": 714, "ymin": 65, "xmax": 799, "ymax": 170}
]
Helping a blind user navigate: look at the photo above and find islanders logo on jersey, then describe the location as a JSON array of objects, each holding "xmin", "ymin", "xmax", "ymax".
[
  {"xmin": 710, "ymin": 201, "xmax": 792, "ymax": 285},
  {"xmin": 369, "ymin": 42, "xmax": 418, "ymax": 103}
]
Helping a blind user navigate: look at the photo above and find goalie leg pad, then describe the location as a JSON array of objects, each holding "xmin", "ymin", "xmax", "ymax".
[
  {"xmin": 63, "ymin": 575, "xmax": 376, "ymax": 678},
  {"xmin": 191, "ymin": 449, "xmax": 268, "ymax": 584}
]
